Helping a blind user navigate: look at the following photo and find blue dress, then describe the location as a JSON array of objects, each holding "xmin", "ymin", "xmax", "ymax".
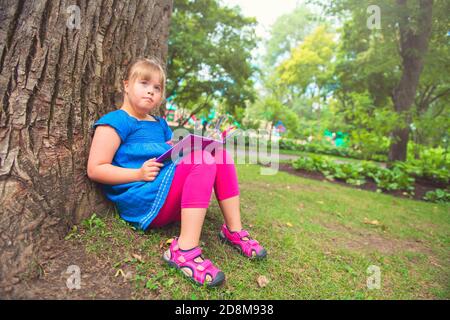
[{"xmin": 92, "ymin": 109, "xmax": 176, "ymax": 230}]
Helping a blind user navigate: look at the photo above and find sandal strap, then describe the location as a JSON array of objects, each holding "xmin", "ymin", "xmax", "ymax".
[
  {"xmin": 237, "ymin": 229, "xmax": 250, "ymax": 239},
  {"xmin": 172, "ymin": 243, "xmax": 203, "ymax": 262},
  {"xmin": 196, "ymin": 259, "xmax": 212, "ymax": 271}
]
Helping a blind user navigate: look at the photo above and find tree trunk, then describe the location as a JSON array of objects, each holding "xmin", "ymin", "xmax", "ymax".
[
  {"xmin": 0, "ymin": 0, "xmax": 173, "ymax": 294},
  {"xmin": 388, "ymin": 0, "xmax": 433, "ymax": 162}
]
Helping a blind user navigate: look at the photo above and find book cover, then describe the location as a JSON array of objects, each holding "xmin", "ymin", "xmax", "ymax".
[{"xmin": 156, "ymin": 126, "xmax": 239, "ymax": 163}]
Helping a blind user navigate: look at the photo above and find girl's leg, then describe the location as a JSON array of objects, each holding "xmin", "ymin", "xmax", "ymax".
[
  {"xmin": 211, "ymin": 147, "xmax": 242, "ymax": 232},
  {"xmin": 150, "ymin": 149, "xmax": 217, "ymax": 250},
  {"xmin": 212, "ymin": 149, "xmax": 267, "ymax": 259}
]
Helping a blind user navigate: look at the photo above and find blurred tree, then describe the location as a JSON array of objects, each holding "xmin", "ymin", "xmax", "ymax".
[
  {"xmin": 167, "ymin": 0, "xmax": 258, "ymax": 126},
  {"xmin": 319, "ymin": 0, "xmax": 441, "ymax": 162},
  {"xmin": 244, "ymin": 96, "xmax": 301, "ymax": 140},
  {"xmin": 277, "ymin": 26, "xmax": 337, "ymax": 132},
  {"xmin": 263, "ymin": 4, "xmax": 318, "ymax": 68}
]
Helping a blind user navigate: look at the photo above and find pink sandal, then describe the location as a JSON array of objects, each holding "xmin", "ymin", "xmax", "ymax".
[
  {"xmin": 219, "ymin": 224, "xmax": 267, "ymax": 259},
  {"xmin": 162, "ymin": 237, "xmax": 225, "ymax": 287}
]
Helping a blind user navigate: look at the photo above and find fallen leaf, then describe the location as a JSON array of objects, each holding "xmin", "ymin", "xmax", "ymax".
[
  {"xmin": 132, "ymin": 253, "xmax": 144, "ymax": 262},
  {"xmin": 115, "ymin": 269, "xmax": 125, "ymax": 277},
  {"xmin": 160, "ymin": 238, "xmax": 174, "ymax": 249},
  {"xmin": 286, "ymin": 222, "xmax": 293, "ymax": 227},
  {"xmin": 364, "ymin": 218, "xmax": 380, "ymax": 226},
  {"xmin": 257, "ymin": 275, "xmax": 269, "ymax": 288}
]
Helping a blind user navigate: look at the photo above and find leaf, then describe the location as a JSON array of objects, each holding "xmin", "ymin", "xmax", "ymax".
[
  {"xmin": 286, "ymin": 222, "xmax": 293, "ymax": 227},
  {"xmin": 115, "ymin": 269, "xmax": 125, "ymax": 277},
  {"xmin": 257, "ymin": 275, "xmax": 269, "ymax": 288},
  {"xmin": 363, "ymin": 218, "xmax": 380, "ymax": 226},
  {"xmin": 132, "ymin": 253, "xmax": 144, "ymax": 263},
  {"xmin": 165, "ymin": 278, "xmax": 175, "ymax": 287},
  {"xmin": 160, "ymin": 238, "xmax": 174, "ymax": 249},
  {"xmin": 145, "ymin": 279, "xmax": 158, "ymax": 290}
]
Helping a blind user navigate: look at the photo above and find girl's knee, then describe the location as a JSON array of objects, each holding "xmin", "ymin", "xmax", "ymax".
[
  {"xmin": 213, "ymin": 147, "xmax": 234, "ymax": 165},
  {"xmin": 188, "ymin": 149, "xmax": 217, "ymax": 170}
]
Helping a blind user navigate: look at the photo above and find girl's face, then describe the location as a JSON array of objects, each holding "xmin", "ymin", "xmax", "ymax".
[{"xmin": 124, "ymin": 75, "xmax": 163, "ymax": 113}]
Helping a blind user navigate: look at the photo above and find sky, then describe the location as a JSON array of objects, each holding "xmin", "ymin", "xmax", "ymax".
[{"xmin": 220, "ymin": 0, "xmax": 303, "ymax": 38}]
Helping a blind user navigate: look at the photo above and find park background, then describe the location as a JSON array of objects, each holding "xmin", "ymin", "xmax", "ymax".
[{"xmin": 0, "ymin": 0, "xmax": 448, "ymax": 299}]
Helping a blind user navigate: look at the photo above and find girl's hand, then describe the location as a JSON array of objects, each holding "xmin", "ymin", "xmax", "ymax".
[{"xmin": 139, "ymin": 158, "xmax": 164, "ymax": 181}]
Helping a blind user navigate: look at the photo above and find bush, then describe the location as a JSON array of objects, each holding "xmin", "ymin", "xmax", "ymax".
[
  {"xmin": 292, "ymin": 154, "xmax": 450, "ymax": 202},
  {"xmin": 423, "ymin": 189, "xmax": 450, "ymax": 203},
  {"xmin": 276, "ymin": 138, "xmax": 388, "ymax": 162},
  {"xmin": 292, "ymin": 156, "xmax": 417, "ymax": 195}
]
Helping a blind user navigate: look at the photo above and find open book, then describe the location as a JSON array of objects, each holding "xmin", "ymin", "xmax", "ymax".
[{"xmin": 156, "ymin": 126, "xmax": 240, "ymax": 163}]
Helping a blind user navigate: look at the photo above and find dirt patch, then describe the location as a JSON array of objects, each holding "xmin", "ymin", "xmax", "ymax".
[
  {"xmin": 320, "ymin": 221, "xmax": 433, "ymax": 255},
  {"xmin": 271, "ymin": 162, "xmax": 447, "ymax": 202},
  {"xmin": 3, "ymin": 239, "xmax": 135, "ymax": 299}
]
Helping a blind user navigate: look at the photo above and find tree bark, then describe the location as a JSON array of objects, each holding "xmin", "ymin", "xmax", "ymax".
[
  {"xmin": 388, "ymin": 0, "xmax": 433, "ymax": 162},
  {"xmin": 0, "ymin": 0, "xmax": 173, "ymax": 294}
]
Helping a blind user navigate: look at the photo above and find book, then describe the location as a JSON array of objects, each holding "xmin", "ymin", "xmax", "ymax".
[{"xmin": 156, "ymin": 126, "xmax": 239, "ymax": 163}]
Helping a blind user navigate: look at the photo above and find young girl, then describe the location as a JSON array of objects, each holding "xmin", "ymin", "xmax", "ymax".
[{"xmin": 87, "ymin": 58, "xmax": 267, "ymax": 288}]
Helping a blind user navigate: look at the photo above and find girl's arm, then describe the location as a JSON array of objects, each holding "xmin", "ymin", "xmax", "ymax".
[{"xmin": 87, "ymin": 126, "xmax": 141, "ymax": 185}]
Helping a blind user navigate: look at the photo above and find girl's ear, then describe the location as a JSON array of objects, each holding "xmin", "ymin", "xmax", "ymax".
[{"xmin": 123, "ymin": 80, "xmax": 129, "ymax": 94}]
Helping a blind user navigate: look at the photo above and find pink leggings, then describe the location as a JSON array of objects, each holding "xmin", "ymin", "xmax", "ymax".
[{"xmin": 149, "ymin": 148, "xmax": 240, "ymax": 228}]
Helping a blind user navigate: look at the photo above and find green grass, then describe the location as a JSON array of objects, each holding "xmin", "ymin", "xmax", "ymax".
[
  {"xmin": 277, "ymin": 148, "xmax": 385, "ymax": 165},
  {"xmin": 70, "ymin": 163, "xmax": 450, "ymax": 299}
]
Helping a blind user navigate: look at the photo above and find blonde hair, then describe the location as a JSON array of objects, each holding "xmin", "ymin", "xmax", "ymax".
[{"xmin": 124, "ymin": 57, "xmax": 167, "ymax": 101}]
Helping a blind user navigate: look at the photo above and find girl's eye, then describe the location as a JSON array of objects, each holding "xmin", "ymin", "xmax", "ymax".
[{"xmin": 154, "ymin": 86, "xmax": 161, "ymax": 92}]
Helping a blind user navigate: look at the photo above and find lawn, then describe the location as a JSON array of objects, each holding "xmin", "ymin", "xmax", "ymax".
[{"xmin": 69, "ymin": 162, "xmax": 449, "ymax": 299}]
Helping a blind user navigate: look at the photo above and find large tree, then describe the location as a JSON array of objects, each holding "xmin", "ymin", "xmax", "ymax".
[
  {"xmin": 0, "ymin": 0, "xmax": 172, "ymax": 294},
  {"xmin": 389, "ymin": 0, "xmax": 434, "ymax": 162},
  {"xmin": 320, "ymin": 0, "xmax": 437, "ymax": 162}
]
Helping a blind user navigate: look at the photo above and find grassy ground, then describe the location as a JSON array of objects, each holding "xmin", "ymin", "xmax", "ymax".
[
  {"xmin": 277, "ymin": 148, "xmax": 385, "ymax": 165},
  {"xmin": 69, "ymin": 163, "xmax": 449, "ymax": 299}
]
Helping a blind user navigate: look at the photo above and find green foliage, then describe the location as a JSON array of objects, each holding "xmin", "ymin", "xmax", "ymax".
[
  {"xmin": 291, "ymin": 155, "xmax": 447, "ymax": 197},
  {"xmin": 423, "ymin": 189, "xmax": 450, "ymax": 203},
  {"xmin": 243, "ymin": 96, "xmax": 302, "ymax": 138},
  {"xmin": 330, "ymin": 92, "xmax": 398, "ymax": 159},
  {"xmin": 292, "ymin": 152, "xmax": 449, "ymax": 201},
  {"xmin": 399, "ymin": 146, "xmax": 450, "ymax": 183},
  {"xmin": 82, "ymin": 213, "xmax": 106, "ymax": 231},
  {"xmin": 277, "ymin": 138, "xmax": 387, "ymax": 162},
  {"xmin": 321, "ymin": 0, "xmax": 450, "ymax": 154},
  {"xmin": 277, "ymin": 25, "xmax": 337, "ymax": 99},
  {"xmin": 263, "ymin": 4, "xmax": 318, "ymax": 67},
  {"xmin": 168, "ymin": 0, "xmax": 258, "ymax": 122}
]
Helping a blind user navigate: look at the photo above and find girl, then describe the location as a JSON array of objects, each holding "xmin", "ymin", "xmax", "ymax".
[{"xmin": 87, "ymin": 58, "xmax": 267, "ymax": 288}]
